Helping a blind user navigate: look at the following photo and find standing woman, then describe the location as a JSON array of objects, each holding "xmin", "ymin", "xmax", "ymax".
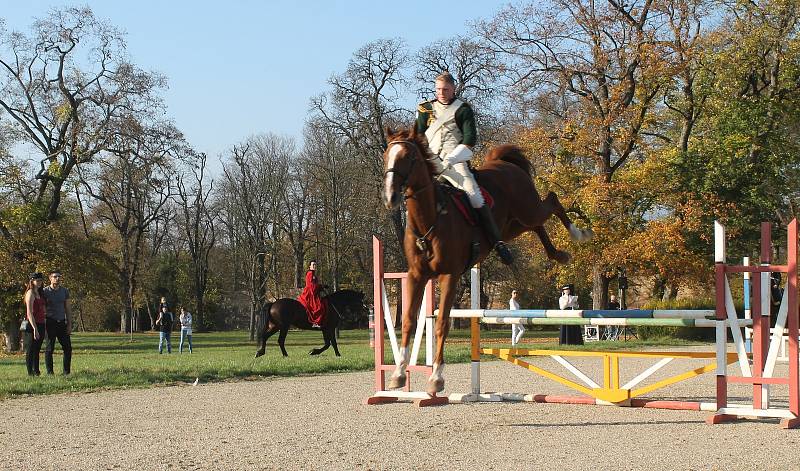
[
  {"xmin": 297, "ymin": 260, "xmax": 327, "ymax": 328},
  {"xmin": 179, "ymin": 306, "xmax": 193, "ymax": 353},
  {"xmin": 23, "ymin": 273, "xmax": 46, "ymax": 376},
  {"xmin": 558, "ymin": 284, "xmax": 583, "ymax": 346}
]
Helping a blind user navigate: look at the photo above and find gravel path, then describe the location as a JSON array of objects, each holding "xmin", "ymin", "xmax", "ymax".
[{"xmin": 2, "ymin": 355, "xmax": 800, "ymax": 470}]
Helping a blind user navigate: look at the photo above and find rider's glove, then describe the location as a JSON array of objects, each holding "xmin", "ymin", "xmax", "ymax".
[{"xmin": 441, "ymin": 144, "xmax": 473, "ymax": 169}]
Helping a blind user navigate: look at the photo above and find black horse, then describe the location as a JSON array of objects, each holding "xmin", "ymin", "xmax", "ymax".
[{"xmin": 254, "ymin": 289, "xmax": 365, "ymax": 358}]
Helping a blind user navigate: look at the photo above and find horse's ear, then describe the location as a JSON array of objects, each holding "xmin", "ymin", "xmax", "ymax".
[
  {"xmin": 409, "ymin": 125, "xmax": 417, "ymax": 139},
  {"xmin": 385, "ymin": 126, "xmax": 394, "ymax": 138}
]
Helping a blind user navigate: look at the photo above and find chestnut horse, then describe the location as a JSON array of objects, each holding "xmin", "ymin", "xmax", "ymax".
[{"xmin": 382, "ymin": 127, "xmax": 592, "ymax": 394}]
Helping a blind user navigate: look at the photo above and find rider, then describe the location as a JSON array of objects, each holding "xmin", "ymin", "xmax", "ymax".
[
  {"xmin": 415, "ymin": 72, "xmax": 513, "ymax": 265},
  {"xmin": 297, "ymin": 260, "xmax": 327, "ymax": 328}
]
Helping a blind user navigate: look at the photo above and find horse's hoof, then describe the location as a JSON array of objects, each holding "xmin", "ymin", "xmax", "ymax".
[
  {"xmin": 254, "ymin": 350, "xmax": 264, "ymax": 359},
  {"xmin": 425, "ymin": 378, "xmax": 444, "ymax": 395},
  {"xmin": 309, "ymin": 349, "xmax": 319, "ymax": 355},
  {"xmin": 569, "ymin": 224, "xmax": 593, "ymax": 242},
  {"xmin": 387, "ymin": 375, "xmax": 406, "ymax": 389},
  {"xmin": 552, "ymin": 250, "xmax": 571, "ymax": 264}
]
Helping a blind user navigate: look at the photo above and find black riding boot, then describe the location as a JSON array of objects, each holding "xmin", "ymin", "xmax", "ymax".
[{"xmin": 476, "ymin": 205, "xmax": 513, "ymax": 265}]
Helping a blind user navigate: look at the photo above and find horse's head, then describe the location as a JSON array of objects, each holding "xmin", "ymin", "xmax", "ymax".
[{"xmin": 383, "ymin": 127, "xmax": 435, "ymax": 210}]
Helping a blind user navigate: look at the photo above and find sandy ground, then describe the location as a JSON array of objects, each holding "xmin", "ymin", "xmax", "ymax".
[{"xmin": 2, "ymin": 353, "xmax": 800, "ymax": 470}]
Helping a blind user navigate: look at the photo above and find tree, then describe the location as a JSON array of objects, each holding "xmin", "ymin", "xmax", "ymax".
[
  {"xmin": 0, "ymin": 7, "xmax": 167, "ymax": 222},
  {"xmin": 478, "ymin": 0, "xmax": 684, "ymax": 307},
  {"xmin": 218, "ymin": 134, "xmax": 293, "ymax": 339},
  {"xmin": 176, "ymin": 152, "xmax": 217, "ymax": 330},
  {"xmin": 78, "ymin": 119, "xmax": 180, "ymax": 332},
  {"xmin": 310, "ymin": 38, "xmax": 411, "ymax": 260}
]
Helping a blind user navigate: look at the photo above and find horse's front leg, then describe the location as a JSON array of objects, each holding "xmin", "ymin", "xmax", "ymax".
[
  {"xmin": 310, "ymin": 329, "xmax": 332, "ymax": 355},
  {"xmin": 427, "ymin": 273, "xmax": 458, "ymax": 395},
  {"xmin": 388, "ymin": 271, "xmax": 428, "ymax": 389}
]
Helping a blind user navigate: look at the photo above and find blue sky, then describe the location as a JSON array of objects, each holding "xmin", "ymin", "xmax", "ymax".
[{"xmin": 3, "ymin": 1, "xmax": 511, "ymax": 169}]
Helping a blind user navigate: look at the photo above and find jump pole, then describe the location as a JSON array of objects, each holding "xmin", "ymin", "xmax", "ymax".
[
  {"xmin": 450, "ymin": 220, "xmax": 800, "ymax": 427},
  {"xmin": 449, "ymin": 264, "xmax": 733, "ymax": 410}
]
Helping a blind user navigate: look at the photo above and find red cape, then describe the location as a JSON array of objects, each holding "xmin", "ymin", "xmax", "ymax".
[{"xmin": 297, "ymin": 270, "xmax": 327, "ymax": 325}]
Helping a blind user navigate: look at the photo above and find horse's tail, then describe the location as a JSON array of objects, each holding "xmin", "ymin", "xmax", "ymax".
[
  {"xmin": 484, "ymin": 145, "xmax": 532, "ymax": 176},
  {"xmin": 256, "ymin": 302, "xmax": 273, "ymax": 343}
]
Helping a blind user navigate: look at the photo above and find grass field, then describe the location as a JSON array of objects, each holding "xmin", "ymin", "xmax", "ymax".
[{"xmin": 0, "ymin": 328, "xmax": 702, "ymax": 400}]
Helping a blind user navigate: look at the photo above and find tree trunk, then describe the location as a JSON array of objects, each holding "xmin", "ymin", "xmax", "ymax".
[
  {"xmin": 663, "ymin": 284, "xmax": 679, "ymax": 301},
  {"xmin": 3, "ymin": 320, "xmax": 21, "ymax": 353},
  {"xmin": 119, "ymin": 275, "xmax": 128, "ymax": 333},
  {"xmin": 591, "ymin": 265, "xmax": 611, "ymax": 309},
  {"xmin": 294, "ymin": 239, "xmax": 305, "ymax": 289},
  {"xmin": 194, "ymin": 274, "xmax": 205, "ymax": 332},
  {"xmin": 652, "ymin": 276, "xmax": 667, "ymax": 300},
  {"xmin": 249, "ymin": 301, "xmax": 258, "ymax": 341}
]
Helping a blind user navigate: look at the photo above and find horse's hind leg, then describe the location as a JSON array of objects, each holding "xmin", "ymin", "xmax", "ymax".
[
  {"xmin": 388, "ymin": 271, "xmax": 428, "ymax": 389},
  {"xmin": 255, "ymin": 324, "xmax": 279, "ymax": 358},
  {"xmin": 534, "ymin": 226, "xmax": 571, "ymax": 264},
  {"xmin": 540, "ymin": 191, "xmax": 592, "ymax": 241},
  {"xmin": 277, "ymin": 327, "xmax": 289, "ymax": 357},
  {"xmin": 330, "ymin": 332, "xmax": 341, "ymax": 357}
]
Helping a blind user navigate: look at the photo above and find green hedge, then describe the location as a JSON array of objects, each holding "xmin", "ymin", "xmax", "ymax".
[{"xmin": 636, "ymin": 297, "xmax": 729, "ymax": 341}]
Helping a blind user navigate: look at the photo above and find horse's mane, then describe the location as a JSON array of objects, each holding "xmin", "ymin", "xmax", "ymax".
[
  {"xmin": 326, "ymin": 289, "xmax": 364, "ymax": 305},
  {"xmin": 484, "ymin": 145, "xmax": 532, "ymax": 176},
  {"xmin": 387, "ymin": 128, "xmax": 439, "ymax": 176}
]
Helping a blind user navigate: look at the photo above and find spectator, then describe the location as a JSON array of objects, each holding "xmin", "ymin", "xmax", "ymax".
[
  {"xmin": 155, "ymin": 305, "xmax": 174, "ymax": 354},
  {"xmin": 607, "ymin": 294, "xmax": 621, "ymax": 310},
  {"xmin": 23, "ymin": 273, "xmax": 46, "ymax": 376},
  {"xmin": 558, "ymin": 284, "xmax": 583, "ymax": 346},
  {"xmin": 179, "ymin": 306, "xmax": 193, "ymax": 354},
  {"xmin": 43, "ymin": 270, "xmax": 72, "ymax": 375},
  {"xmin": 510, "ymin": 290, "xmax": 525, "ymax": 346}
]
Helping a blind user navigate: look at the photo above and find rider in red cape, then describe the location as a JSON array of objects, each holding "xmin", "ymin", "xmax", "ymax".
[{"xmin": 297, "ymin": 260, "xmax": 327, "ymax": 327}]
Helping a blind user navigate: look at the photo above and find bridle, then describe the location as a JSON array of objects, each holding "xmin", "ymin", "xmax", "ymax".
[
  {"xmin": 383, "ymin": 139, "xmax": 445, "ymax": 258},
  {"xmin": 383, "ymin": 139, "xmax": 428, "ymax": 195}
]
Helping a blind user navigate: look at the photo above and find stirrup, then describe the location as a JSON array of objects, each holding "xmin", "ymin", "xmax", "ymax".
[{"xmin": 494, "ymin": 241, "xmax": 513, "ymax": 265}]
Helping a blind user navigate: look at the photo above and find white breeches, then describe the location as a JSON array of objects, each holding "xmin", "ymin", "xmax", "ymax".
[
  {"xmin": 440, "ymin": 162, "xmax": 484, "ymax": 208},
  {"xmin": 511, "ymin": 324, "xmax": 526, "ymax": 345}
]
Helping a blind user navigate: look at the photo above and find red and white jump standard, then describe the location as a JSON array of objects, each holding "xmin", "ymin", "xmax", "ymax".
[
  {"xmin": 708, "ymin": 220, "xmax": 800, "ymax": 428},
  {"xmin": 364, "ymin": 236, "xmax": 447, "ymax": 406}
]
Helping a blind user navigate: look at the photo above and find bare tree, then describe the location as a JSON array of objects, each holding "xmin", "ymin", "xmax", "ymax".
[
  {"xmin": 310, "ymin": 38, "xmax": 411, "ymax": 256},
  {"xmin": 78, "ymin": 119, "xmax": 181, "ymax": 332},
  {"xmin": 218, "ymin": 134, "xmax": 293, "ymax": 339},
  {"xmin": 282, "ymin": 147, "xmax": 313, "ymax": 289},
  {"xmin": 176, "ymin": 152, "xmax": 217, "ymax": 330},
  {"xmin": 0, "ymin": 7, "xmax": 167, "ymax": 222},
  {"xmin": 302, "ymin": 120, "xmax": 362, "ymax": 291}
]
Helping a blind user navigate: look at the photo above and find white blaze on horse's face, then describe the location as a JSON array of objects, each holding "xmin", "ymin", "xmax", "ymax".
[{"xmin": 384, "ymin": 144, "xmax": 403, "ymax": 209}]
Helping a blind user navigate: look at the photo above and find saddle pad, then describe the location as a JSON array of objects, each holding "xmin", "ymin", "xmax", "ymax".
[{"xmin": 447, "ymin": 187, "xmax": 494, "ymax": 225}]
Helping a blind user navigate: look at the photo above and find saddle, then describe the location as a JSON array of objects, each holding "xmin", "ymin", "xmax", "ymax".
[
  {"xmin": 434, "ymin": 175, "xmax": 495, "ymax": 272},
  {"xmin": 438, "ymin": 180, "xmax": 494, "ymax": 226}
]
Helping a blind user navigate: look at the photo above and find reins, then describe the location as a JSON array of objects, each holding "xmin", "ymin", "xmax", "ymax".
[{"xmin": 385, "ymin": 139, "xmax": 446, "ymax": 259}]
